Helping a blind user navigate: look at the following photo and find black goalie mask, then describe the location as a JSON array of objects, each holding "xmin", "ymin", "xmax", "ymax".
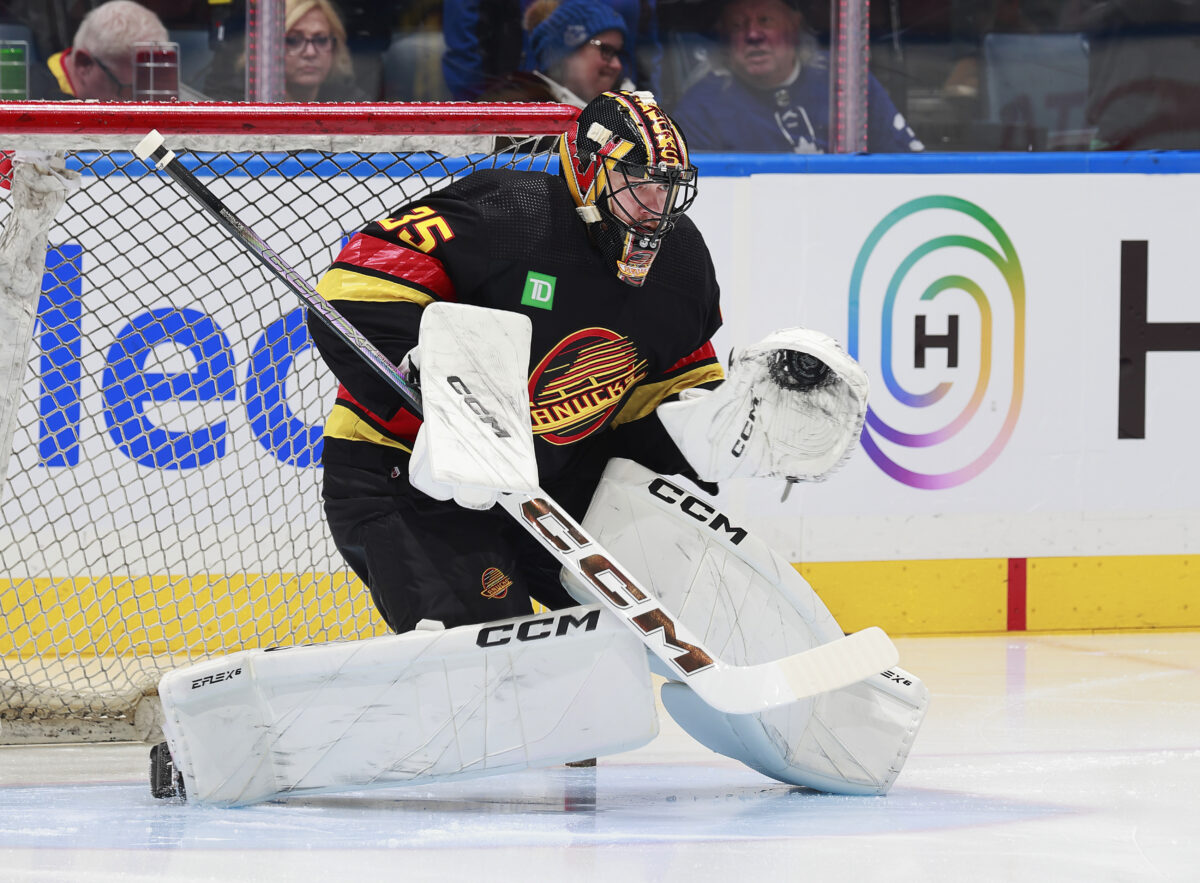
[{"xmin": 558, "ymin": 91, "xmax": 698, "ymax": 287}]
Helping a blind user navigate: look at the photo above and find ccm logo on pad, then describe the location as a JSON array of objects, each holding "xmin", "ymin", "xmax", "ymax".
[
  {"xmin": 191, "ymin": 667, "xmax": 243, "ymax": 690},
  {"xmin": 476, "ymin": 607, "xmax": 601, "ymax": 647},
  {"xmin": 647, "ymin": 477, "xmax": 748, "ymax": 546}
]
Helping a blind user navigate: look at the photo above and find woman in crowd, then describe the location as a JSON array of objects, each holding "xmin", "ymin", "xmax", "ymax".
[
  {"xmin": 205, "ymin": 0, "xmax": 366, "ymax": 101},
  {"xmin": 280, "ymin": 0, "xmax": 364, "ymax": 101}
]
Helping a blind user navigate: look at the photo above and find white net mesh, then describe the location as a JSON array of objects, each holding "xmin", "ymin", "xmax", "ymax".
[{"xmin": 0, "ymin": 107, "xmax": 566, "ymax": 741}]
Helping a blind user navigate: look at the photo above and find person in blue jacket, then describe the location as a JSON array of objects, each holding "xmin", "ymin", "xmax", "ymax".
[
  {"xmin": 476, "ymin": 0, "xmax": 634, "ymax": 106},
  {"xmin": 442, "ymin": 0, "xmax": 657, "ymax": 100},
  {"xmin": 671, "ymin": 0, "xmax": 923, "ymax": 153}
]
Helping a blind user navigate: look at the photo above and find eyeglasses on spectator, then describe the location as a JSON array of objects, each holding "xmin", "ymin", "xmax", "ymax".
[
  {"xmin": 587, "ymin": 39, "xmax": 621, "ymax": 63},
  {"xmin": 285, "ymin": 34, "xmax": 335, "ymax": 54},
  {"xmin": 89, "ymin": 53, "xmax": 132, "ymax": 96}
]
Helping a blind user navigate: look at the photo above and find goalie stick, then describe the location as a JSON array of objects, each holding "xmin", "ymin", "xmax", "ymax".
[{"xmin": 132, "ymin": 129, "xmax": 898, "ymax": 715}]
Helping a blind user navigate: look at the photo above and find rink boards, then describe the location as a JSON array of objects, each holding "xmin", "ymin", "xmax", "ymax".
[
  {"xmin": 692, "ymin": 152, "xmax": 1200, "ymax": 633},
  {"xmin": 3, "ymin": 150, "xmax": 1199, "ymax": 639}
]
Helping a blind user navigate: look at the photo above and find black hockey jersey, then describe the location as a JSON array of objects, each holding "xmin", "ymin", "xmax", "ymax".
[{"xmin": 309, "ymin": 168, "xmax": 724, "ymax": 487}]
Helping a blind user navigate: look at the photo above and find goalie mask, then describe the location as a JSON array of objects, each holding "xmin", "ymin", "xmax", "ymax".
[{"xmin": 558, "ymin": 91, "xmax": 698, "ymax": 287}]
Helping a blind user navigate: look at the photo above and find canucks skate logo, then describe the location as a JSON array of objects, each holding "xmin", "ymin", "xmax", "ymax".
[
  {"xmin": 480, "ymin": 566, "xmax": 513, "ymax": 599},
  {"xmin": 848, "ymin": 196, "xmax": 1025, "ymax": 489},
  {"xmin": 560, "ymin": 121, "xmax": 635, "ymax": 207},
  {"xmin": 528, "ymin": 329, "xmax": 648, "ymax": 445}
]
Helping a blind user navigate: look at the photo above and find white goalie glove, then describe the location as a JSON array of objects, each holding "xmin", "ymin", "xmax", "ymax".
[{"xmin": 657, "ymin": 327, "xmax": 869, "ymax": 482}]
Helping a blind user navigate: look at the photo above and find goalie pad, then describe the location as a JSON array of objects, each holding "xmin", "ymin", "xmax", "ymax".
[
  {"xmin": 157, "ymin": 606, "xmax": 656, "ymax": 806},
  {"xmin": 656, "ymin": 327, "xmax": 868, "ymax": 482},
  {"xmin": 564, "ymin": 459, "xmax": 929, "ymax": 795},
  {"xmin": 412, "ymin": 302, "xmax": 539, "ymax": 507}
]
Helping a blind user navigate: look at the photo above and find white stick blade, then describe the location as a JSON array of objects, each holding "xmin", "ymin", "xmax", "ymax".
[
  {"xmin": 653, "ymin": 628, "xmax": 900, "ymax": 715},
  {"xmin": 778, "ymin": 626, "xmax": 898, "ymax": 702}
]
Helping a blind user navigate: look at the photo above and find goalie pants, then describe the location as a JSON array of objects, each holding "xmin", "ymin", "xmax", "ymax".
[{"xmin": 321, "ymin": 438, "xmax": 589, "ymax": 633}]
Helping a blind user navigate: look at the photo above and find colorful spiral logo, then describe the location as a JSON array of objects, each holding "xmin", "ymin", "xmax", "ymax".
[{"xmin": 848, "ymin": 196, "xmax": 1025, "ymax": 489}]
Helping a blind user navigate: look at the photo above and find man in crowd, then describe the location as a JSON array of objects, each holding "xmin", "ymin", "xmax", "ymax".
[
  {"xmin": 37, "ymin": 0, "xmax": 171, "ymax": 100},
  {"xmin": 672, "ymin": 0, "xmax": 923, "ymax": 152}
]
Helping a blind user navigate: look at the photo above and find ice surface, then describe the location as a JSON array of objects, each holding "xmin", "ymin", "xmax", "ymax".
[{"xmin": 1, "ymin": 632, "xmax": 1197, "ymax": 882}]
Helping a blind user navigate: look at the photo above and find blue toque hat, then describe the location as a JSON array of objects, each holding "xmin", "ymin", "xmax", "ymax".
[{"xmin": 530, "ymin": 1, "xmax": 627, "ymax": 72}]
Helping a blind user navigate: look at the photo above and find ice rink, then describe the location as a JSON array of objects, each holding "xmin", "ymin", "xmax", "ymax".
[{"xmin": 1, "ymin": 631, "xmax": 1197, "ymax": 883}]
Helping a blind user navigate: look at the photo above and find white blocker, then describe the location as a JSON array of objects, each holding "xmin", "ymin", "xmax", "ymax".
[
  {"xmin": 565, "ymin": 459, "xmax": 930, "ymax": 794},
  {"xmin": 158, "ymin": 605, "xmax": 657, "ymax": 806},
  {"xmin": 408, "ymin": 302, "xmax": 540, "ymax": 510}
]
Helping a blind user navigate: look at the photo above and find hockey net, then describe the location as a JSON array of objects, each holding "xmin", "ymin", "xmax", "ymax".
[{"xmin": 0, "ymin": 102, "xmax": 575, "ymax": 742}]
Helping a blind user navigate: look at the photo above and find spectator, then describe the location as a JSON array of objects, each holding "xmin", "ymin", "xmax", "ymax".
[
  {"xmin": 36, "ymin": 0, "xmax": 180, "ymax": 100},
  {"xmin": 443, "ymin": 0, "xmax": 655, "ymax": 100},
  {"xmin": 281, "ymin": 0, "xmax": 364, "ymax": 100},
  {"xmin": 671, "ymin": 0, "xmax": 923, "ymax": 152},
  {"xmin": 205, "ymin": 0, "xmax": 367, "ymax": 101},
  {"xmin": 478, "ymin": 0, "xmax": 633, "ymax": 106}
]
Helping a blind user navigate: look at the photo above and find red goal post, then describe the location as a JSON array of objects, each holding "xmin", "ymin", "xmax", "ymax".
[{"xmin": 0, "ymin": 101, "xmax": 578, "ymax": 743}]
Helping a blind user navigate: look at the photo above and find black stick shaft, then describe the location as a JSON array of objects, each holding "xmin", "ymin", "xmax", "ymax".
[{"xmin": 139, "ymin": 136, "xmax": 424, "ymax": 418}]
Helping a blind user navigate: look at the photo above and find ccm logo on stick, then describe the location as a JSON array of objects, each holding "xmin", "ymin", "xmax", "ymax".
[
  {"xmin": 647, "ymin": 478, "xmax": 748, "ymax": 546},
  {"xmin": 476, "ymin": 607, "xmax": 601, "ymax": 647},
  {"xmin": 518, "ymin": 498, "xmax": 716, "ymax": 675},
  {"xmin": 191, "ymin": 667, "xmax": 242, "ymax": 689},
  {"xmin": 447, "ymin": 375, "xmax": 510, "ymax": 438}
]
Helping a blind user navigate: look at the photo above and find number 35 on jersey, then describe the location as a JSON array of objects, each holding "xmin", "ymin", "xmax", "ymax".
[{"xmin": 377, "ymin": 206, "xmax": 454, "ymax": 253}]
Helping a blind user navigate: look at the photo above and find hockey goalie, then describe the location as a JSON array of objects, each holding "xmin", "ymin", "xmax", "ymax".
[{"xmin": 143, "ymin": 91, "xmax": 929, "ymax": 806}]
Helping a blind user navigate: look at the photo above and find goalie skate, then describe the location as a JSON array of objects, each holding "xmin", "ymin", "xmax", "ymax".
[{"xmin": 149, "ymin": 741, "xmax": 185, "ymax": 801}]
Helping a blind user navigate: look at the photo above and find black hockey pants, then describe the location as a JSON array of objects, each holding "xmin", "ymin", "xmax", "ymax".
[{"xmin": 320, "ymin": 438, "xmax": 592, "ymax": 633}]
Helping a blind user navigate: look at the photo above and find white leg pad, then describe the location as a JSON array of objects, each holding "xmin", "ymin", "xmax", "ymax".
[
  {"xmin": 661, "ymin": 666, "xmax": 929, "ymax": 795},
  {"xmin": 158, "ymin": 605, "xmax": 657, "ymax": 806},
  {"xmin": 569, "ymin": 458, "xmax": 929, "ymax": 794}
]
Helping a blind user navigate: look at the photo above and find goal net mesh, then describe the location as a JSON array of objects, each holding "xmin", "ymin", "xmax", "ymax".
[{"xmin": 0, "ymin": 104, "xmax": 569, "ymax": 742}]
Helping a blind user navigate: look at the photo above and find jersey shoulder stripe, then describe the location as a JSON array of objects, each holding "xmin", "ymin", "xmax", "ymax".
[
  {"xmin": 317, "ymin": 268, "xmax": 436, "ymax": 307},
  {"xmin": 333, "ymin": 232, "xmax": 455, "ymax": 300}
]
